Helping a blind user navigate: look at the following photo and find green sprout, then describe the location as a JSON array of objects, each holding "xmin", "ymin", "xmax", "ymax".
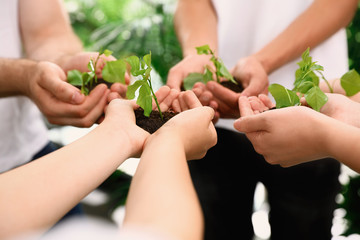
[{"xmin": 183, "ymin": 44, "xmax": 237, "ymax": 90}]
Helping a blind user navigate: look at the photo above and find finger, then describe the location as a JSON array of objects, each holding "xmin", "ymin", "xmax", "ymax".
[
  {"xmin": 110, "ymin": 83, "xmax": 128, "ymax": 98},
  {"xmin": 167, "ymin": 68, "xmax": 183, "ymax": 90},
  {"xmin": 40, "ymin": 74, "xmax": 85, "ymax": 105},
  {"xmin": 240, "ymin": 79, "xmax": 268, "ymax": 97},
  {"xmin": 158, "ymin": 89, "xmax": 180, "ymax": 112},
  {"xmin": 233, "ymin": 114, "xmax": 267, "ymax": 133},
  {"xmin": 171, "ymin": 99, "xmax": 181, "ymax": 112},
  {"xmin": 48, "ymin": 89, "xmax": 110, "ymax": 127},
  {"xmin": 258, "ymin": 94, "xmax": 275, "ymax": 108},
  {"xmin": 181, "ymin": 90, "xmax": 202, "ymax": 109},
  {"xmin": 206, "ymin": 81, "xmax": 239, "ymax": 104},
  {"xmin": 238, "ymin": 96, "xmax": 254, "ymax": 117},
  {"xmin": 248, "ymin": 96, "xmax": 268, "ymax": 113},
  {"xmin": 198, "ymin": 91, "xmax": 212, "ymax": 107},
  {"xmin": 107, "ymin": 92, "xmax": 121, "ymax": 102}
]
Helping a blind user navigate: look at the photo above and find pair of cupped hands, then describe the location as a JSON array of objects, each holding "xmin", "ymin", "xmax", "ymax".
[{"xmin": 25, "ymin": 51, "xmax": 217, "ymax": 161}]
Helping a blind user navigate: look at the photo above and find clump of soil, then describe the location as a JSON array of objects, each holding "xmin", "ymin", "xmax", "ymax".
[
  {"xmin": 135, "ymin": 107, "xmax": 178, "ymax": 134},
  {"xmin": 220, "ymin": 80, "xmax": 243, "ymax": 93}
]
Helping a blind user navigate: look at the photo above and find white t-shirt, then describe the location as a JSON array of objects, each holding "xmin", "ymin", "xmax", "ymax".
[
  {"xmin": 212, "ymin": 0, "xmax": 349, "ymax": 131},
  {"xmin": 0, "ymin": 0, "xmax": 49, "ymax": 172}
]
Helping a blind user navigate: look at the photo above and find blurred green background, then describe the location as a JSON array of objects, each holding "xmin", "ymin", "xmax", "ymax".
[{"xmin": 64, "ymin": 0, "xmax": 360, "ymax": 236}]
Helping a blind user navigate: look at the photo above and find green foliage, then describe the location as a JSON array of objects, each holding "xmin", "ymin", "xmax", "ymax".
[
  {"xmin": 268, "ymin": 84, "xmax": 300, "ymax": 109},
  {"xmin": 66, "ymin": 0, "xmax": 182, "ymax": 85},
  {"xmin": 340, "ymin": 69, "xmax": 360, "ymax": 96},
  {"xmin": 67, "ymin": 49, "xmax": 125, "ymax": 95},
  {"xmin": 126, "ymin": 52, "xmax": 163, "ymax": 119},
  {"xmin": 269, "ymin": 48, "xmax": 329, "ymax": 111},
  {"xmin": 183, "ymin": 44, "xmax": 237, "ymax": 90}
]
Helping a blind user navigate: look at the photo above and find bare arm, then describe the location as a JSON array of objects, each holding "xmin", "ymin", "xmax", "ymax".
[
  {"xmin": 122, "ymin": 92, "xmax": 217, "ymax": 240},
  {"xmin": 174, "ymin": 0, "xmax": 218, "ymax": 57},
  {"xmin": 0, "ymin": 99, "xmax": 149, "ymax": 239},
  {"xmin": 254, "ymin": 0, "xmax": 358, "ymax": 74},
  {"xmin": 19, "ymin": 0, "xmax": 83, "ymax": 66}
]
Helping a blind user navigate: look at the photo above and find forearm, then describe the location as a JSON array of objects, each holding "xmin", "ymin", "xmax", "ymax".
[
  {"xmin": 123, "ymin": 132, "xmax": 203, "ymax": 240},
  {"xmin": 0, "ymin": 123, "xmax": 131, "ymax": 238},
  {"xmin": 175, "ymin": 0, "xmax": 218, "ymax": 57},
  {"xmin": 19, "ymin": 0, "xmax": 83, "ymax": 66},
  {"xmin": 324, "ymin": 118, "xmax": 360, "ymax": 173},
  {"xmin": 254, "ymin": 0, "xmax": 357, "ymax": 74},
  {"xmin": 0, "ymin": 58, "xmax": 36, "ymax": 97}
]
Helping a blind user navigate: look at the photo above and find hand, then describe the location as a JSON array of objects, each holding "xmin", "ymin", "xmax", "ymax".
[
  {"xmin": 319, "ymin": 93, "xmax": 360, "ymax": 128},
  {"xmin": 194, "ymin": 81, "xmax": 241, "ymax": 119},
  {"xmin": 26, "ymin": 61, "xmax": 110, "ymax": 127},
  {"xmin": 230, "ymin": 55, "xmax": 269, "ymax": 97},
  {"xmin": 167, "ymin": 54, "xmax": 212, "ymax": 90},
  {"xmin": 154, "ymin": 105, "xmax": 217, "ymax": 160},
  {"xmin": 234, "ymin": 106, "xmax": 331, "ymax": 167},
  {"xmin": 102, "ymin": 99, "xmax": 150, "ymax": 158},
  {"xmin": 238, "ymin": 94, "xmax": 275, "ymax": 116}
]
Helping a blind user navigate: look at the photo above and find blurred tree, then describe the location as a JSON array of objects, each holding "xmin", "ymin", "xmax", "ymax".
[{"xmin": 65, "ymin": 0, "xmax": 182, "ymax": 84}]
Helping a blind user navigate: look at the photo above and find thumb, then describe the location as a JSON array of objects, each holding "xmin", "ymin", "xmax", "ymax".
[
  {"xmin": 234, "ymin": 115, "xmax": 267, "ymax": 133},
  {"xmin": 40, "ymin": 73, "xmax": 85, "ymax": 105},
  {"xmin": 240, "ymin": 79, "xmax": 267, "ymax": 97}
]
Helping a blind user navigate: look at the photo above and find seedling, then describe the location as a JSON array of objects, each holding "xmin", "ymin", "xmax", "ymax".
[
  {"xmin": 183, "ymin": 44, "xmax": 238, "ymax": 90},
  {"xmin": 67, "ymin": 49, "xmax": 126, "ymax": 95},
  {"xmin": 126, "ymin": 52, "xmax": 163, "ymax": 120},
  {"xmin": 269, "ymin": 48, "xmax": 360, "ymax": 111}
]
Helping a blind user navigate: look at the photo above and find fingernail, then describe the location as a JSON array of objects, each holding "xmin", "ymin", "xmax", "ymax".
[{"xmin": 72, "ymin": 91, "xmax": 84, "ymax": 104}]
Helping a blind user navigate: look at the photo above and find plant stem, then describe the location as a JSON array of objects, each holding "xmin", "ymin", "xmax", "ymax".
[
  {"xmin": 319, "ymin": 71, "xmax": 333, "ymax": 93},
  {"xmin": 148, "ymin": 79, "xmax": 163, "ymax": 120}
]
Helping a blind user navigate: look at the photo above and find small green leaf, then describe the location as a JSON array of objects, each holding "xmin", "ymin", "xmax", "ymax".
[
  {"xmin": 304, "ymin": 86, "xmax": 328, "ymax": 112},
  {"xmin": 88, "ymin": 59, "xmax": 95, "ymax": 72},
  {"xmin": 143, "ymin": 52, "xmax": 151, "ymax": 68},
  {"xmin": 103, "ymin": 49, "xmax": 113, "ymax": 57},
  {"xmin": 137, "ymin": 84, "xmax": 152, "ymax": 117},
  {"xmin": 203, "ymin": 67, "xmax": 213, "ymax": 82},
  {"xmin": 126, "ymin": 56, "xmax": 140, "ymax": 76},
  {"xmin": 126, "ymin": 80, "xmax": 145, "ymax": 100},
  {"xmin": 183, "ymin": 73, "xmax": 205, "ymax": 90},
  {"xmin": 218, "ymin": 61, "xmax": 235, "ymax": 83},
  {"xmin": 82, "ymin": 72, "xmax": 94, "ymax": 85},
  {"xmin": 102, "ymin": 59, "xmax": 126, "ymax": 83},
  {"xmin": 196, "ymin": 45, "xmax": 212, "ymax": 55},
  {"xmin": 269, "ymin": 84, "xmax": 300, "ymax": 108},
  {"xmin": 340, "ymin": 69, "xmax": 360, "ymax": 96},
  {"xmin": 296, "ymin": 81, "xmax": 315, "ymax": 94},
  {"xmin": 67, "ymin": 70, "xmax": 83, "ymax": 86}
]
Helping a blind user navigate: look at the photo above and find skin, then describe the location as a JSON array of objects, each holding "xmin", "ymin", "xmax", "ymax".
[
  {"xmin": 0, "ymin": 90, "xmax": 216, "ymax": 240},
  {"xmin": 234, "ymin": 95, "xmax": 360, "ymax": 173},
  {"xmin": 16, "ymin": 0, "xmax": 126, "ymax": 127},
  {"xmin": 167, "ymin": 0, "xmax": 358, "ymax": 120}
]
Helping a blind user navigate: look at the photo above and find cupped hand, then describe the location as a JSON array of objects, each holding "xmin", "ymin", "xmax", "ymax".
[
  {"xmin": 103, "ymin": 99, "xmax": 150, "ymax": 158},
  {"xmin": 318, "ymin": 93, "xmax": 360, "ymax": 128},
  {"xmin": 238, "ymin": 94, "xmax": 275, "ymax": 117},
  {"xmin": 198, "ymin": 81, "xmax": 241, "ymax": 119},
  {"xmin": 26, "ymin": 61, "xmax": 110, "ymax": 127},
  {"xmin": 167, "ymin": 54, "xmax": 213, "ymax": 90},
  {"xmin": 231, "ymin": 55, "xmax": 269, "ymax": 97},
  {"xmin": 234, "ymin": 106, "xmax": 331, "ymax": 167},
  {"xmin": 155, "ymin": 105, "xmax": 217, "ymax": 160}
]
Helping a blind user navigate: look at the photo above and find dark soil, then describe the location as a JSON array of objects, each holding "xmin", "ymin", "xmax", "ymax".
[
  {"xmin": 135, "ymin": 107, "xmax": 178, "ymax": 134},
  {"xmin": 73, "ymin": 78, "xmax": 112, "ymax": 92},
  {"xmin": 220, "ymin": 79, "xmax": 244, "ymax": 93}
]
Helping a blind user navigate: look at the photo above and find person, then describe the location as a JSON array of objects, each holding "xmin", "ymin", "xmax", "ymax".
[
  {"xmin": 235, "ymin": 93, "xmax": 360, "ymax": 173},
  {"xmin": 0, "ymin": 0, "xmax": 122, "ymax": 173},
  {"xmin": 166, "ymin": 0, "xmax": 358, "ymax": 239},
  {"xmin": 0, "ymin": 88, "xmax": 217, "ymax": 240}
]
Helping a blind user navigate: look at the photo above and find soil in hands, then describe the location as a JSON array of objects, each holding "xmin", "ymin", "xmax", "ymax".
[
  {"xmin": 135, "ymin": 107, "xmax": 178, "ymax": 134},
  {"xmin": 220, "ymin": 80, "xmax": 244, "ymax": 93}
]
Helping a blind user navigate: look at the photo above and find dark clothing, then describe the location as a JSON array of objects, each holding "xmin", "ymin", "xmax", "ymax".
[{"xmin": 188, "ymin": 127, "xmax": 341, "ymax": 240}]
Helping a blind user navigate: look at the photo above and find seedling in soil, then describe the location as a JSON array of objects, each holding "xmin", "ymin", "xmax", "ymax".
[
  {"xmin": 67, "ymin": 49, "xmax": 126, "ymax": 95},
  {"xmin": 126, "ymin": 52, "xmax": 163, "ymax": 120},
  {"xmin": 269, "ymin": 47, "xmax": 360, "ymax": 111},
  {"xmin": 183, "ymin": 45, "xmax": 241, "ymax": 91}
]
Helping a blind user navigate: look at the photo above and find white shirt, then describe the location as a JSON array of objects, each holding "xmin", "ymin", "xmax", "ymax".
[
  {"xmin": 0, "ymin": 0, "xmax": 49, "ymax": 172},
  {"xmin": 212, "ymin": 0, "xmax": 349, "ymax": 131}
]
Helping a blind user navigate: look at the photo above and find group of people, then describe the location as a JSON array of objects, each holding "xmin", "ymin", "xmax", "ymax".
[{"xmin": 1, "ymin": 0, "xmax": 360, "ymax": 239}]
